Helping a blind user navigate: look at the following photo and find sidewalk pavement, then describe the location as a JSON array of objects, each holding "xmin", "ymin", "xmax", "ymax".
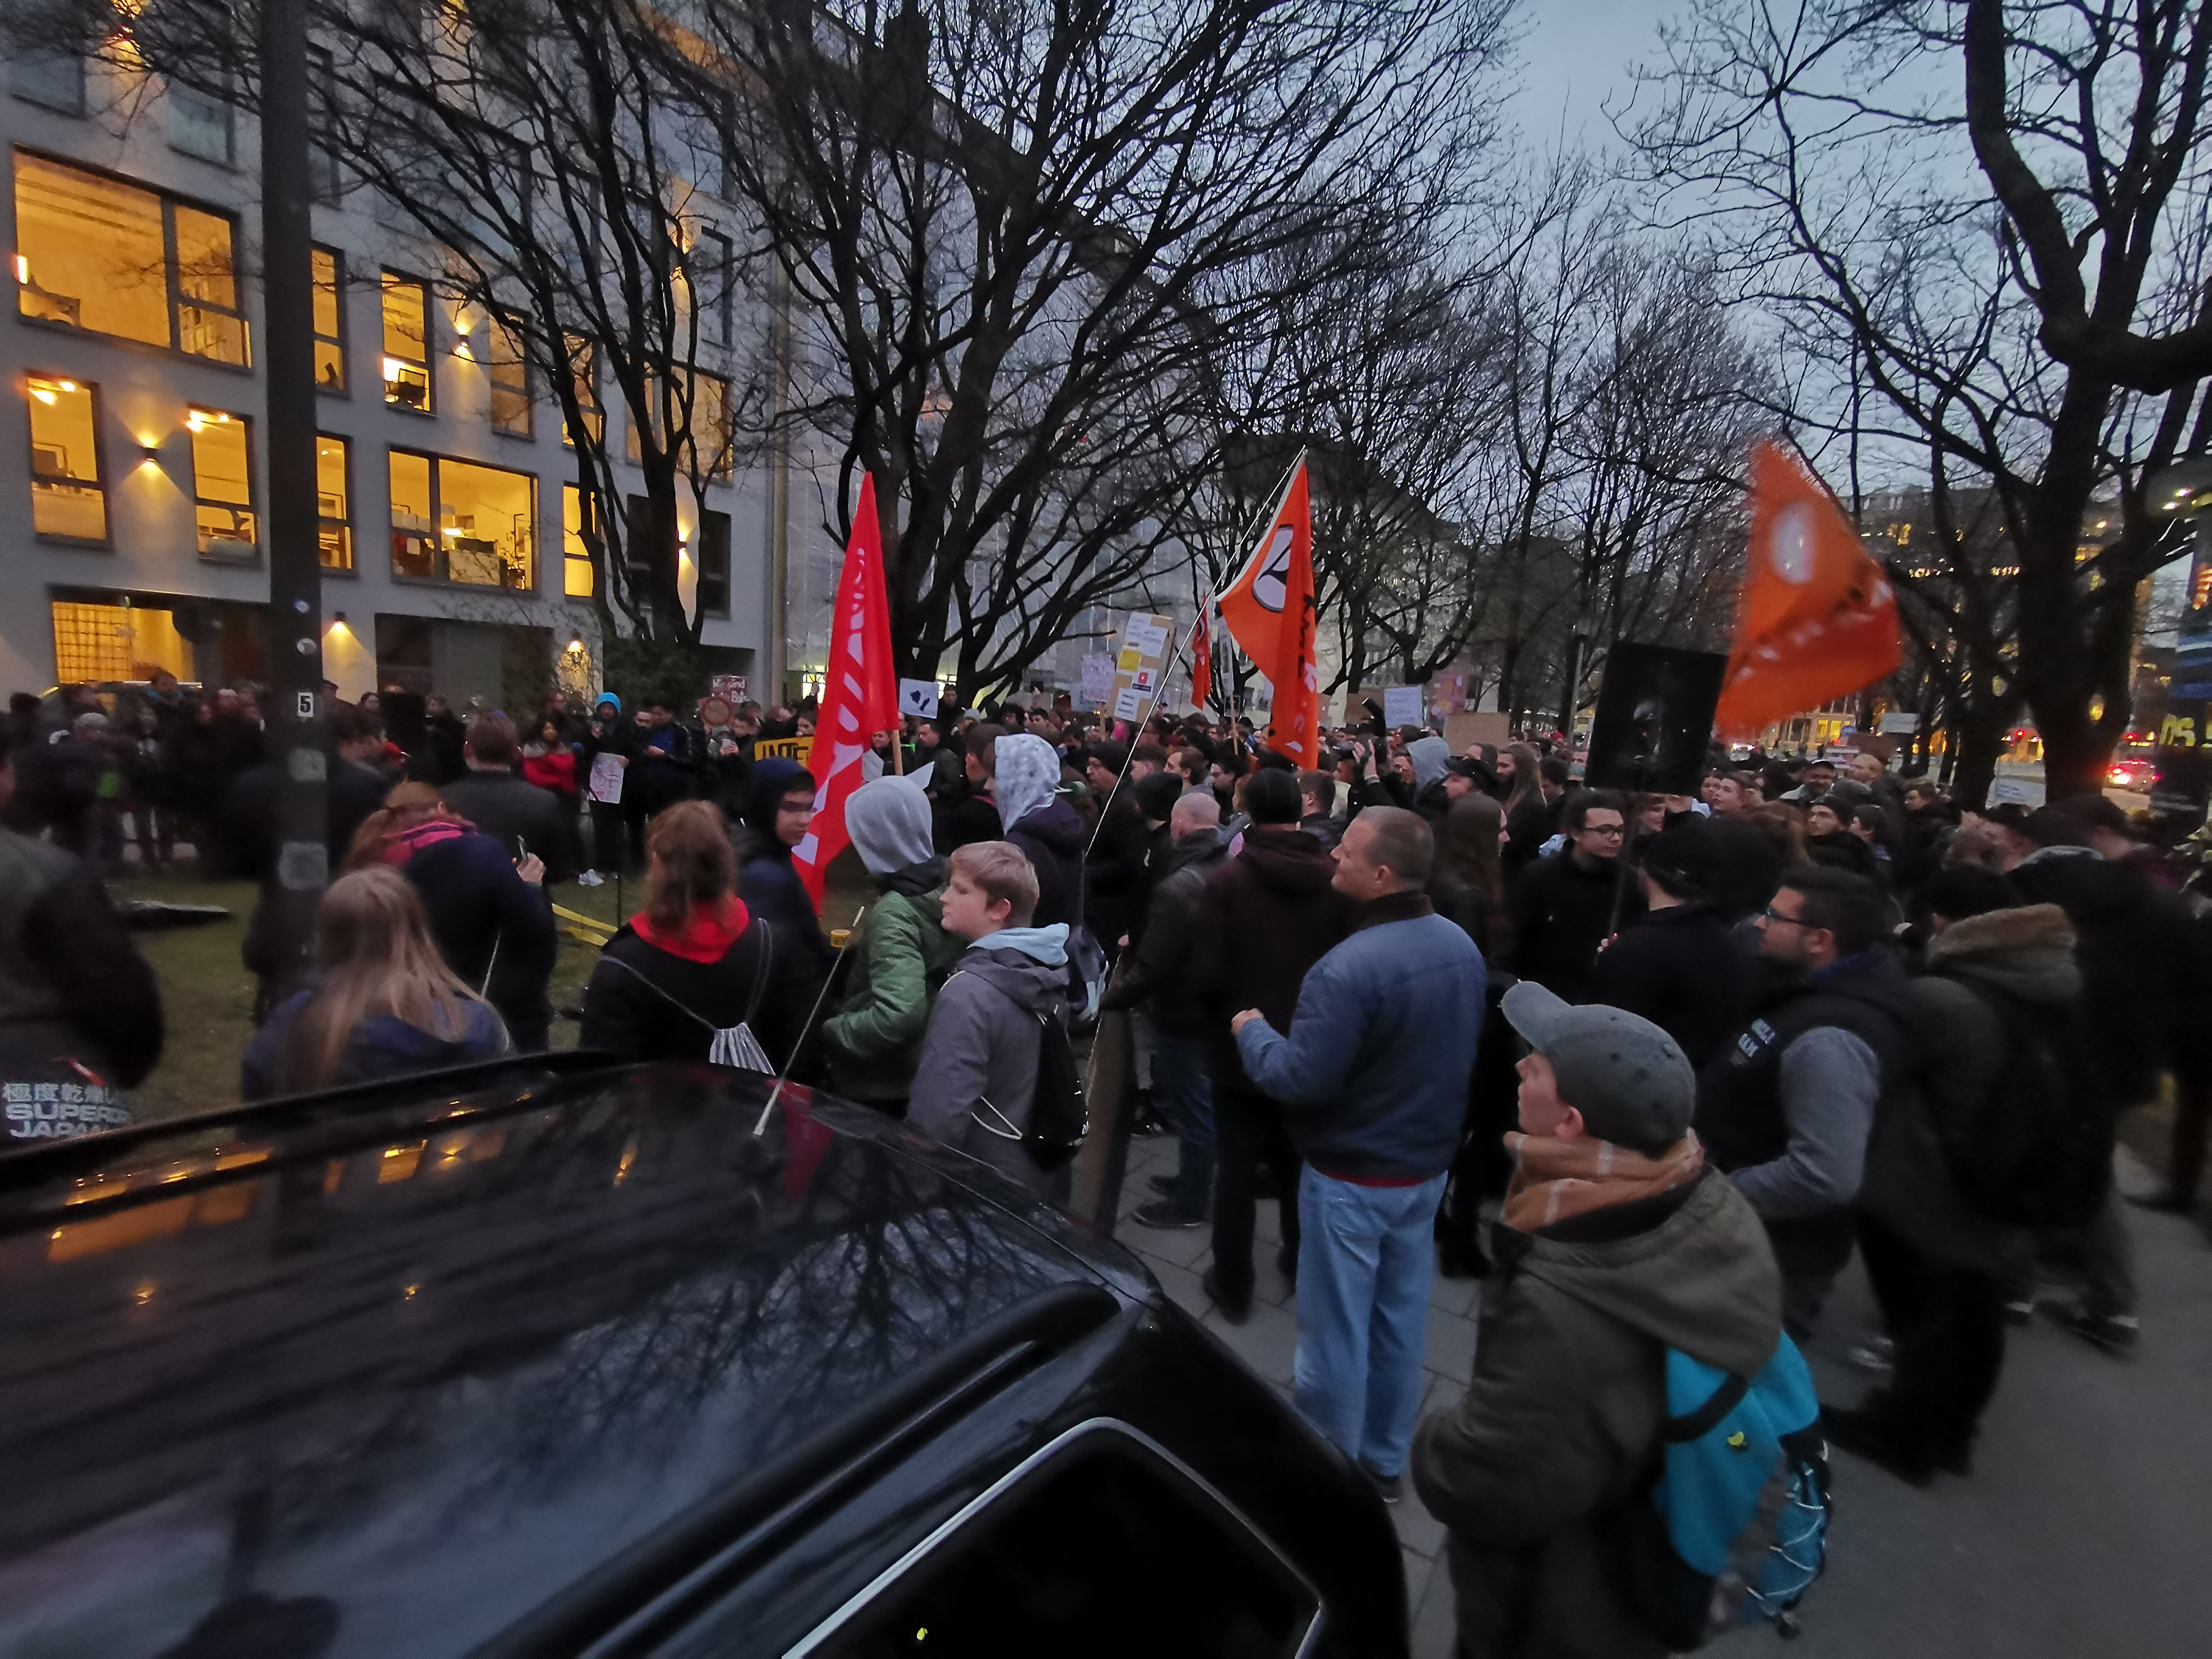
[{"xmin": 1113, "ymin": 1132, "xmax": 2208, "ymax": 1659}]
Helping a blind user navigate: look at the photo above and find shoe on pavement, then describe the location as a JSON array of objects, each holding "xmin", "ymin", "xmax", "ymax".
[
  {"xmin": 577, "ymin": 870, "xmax": 605, "ymax": 887},
  {"xmin": 1131, "ymin": 1200, "xmax": 1205, "ymax": 1231},
  {"xmin": 1822, "ymin": 1405, "xmax": 1935, "ymax": 1488},
  {"xmin": 1357, "ymin": 1460, "xmax": 1404, "ymax": 1503},
  {"xmin": 2043, "ymin": 1302, "xmax": 2139, "ymax": 1357},
  {"xmin": 1201, "ymin": 1267, "xmax": 1251, "ymax": 1325}
]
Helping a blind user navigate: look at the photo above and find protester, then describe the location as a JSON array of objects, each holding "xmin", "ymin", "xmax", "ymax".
[
  {"xmin": 995, "ymin": 731, "xmax": 1086, "ymax": 931},
  {"xmin": 1231, "ymin": 807, "xmax": 1484, "ymax": 1499},
  {"xmin": 908, "ymin": 841, "xmax": 1072, "ymax": 1195},
  {"xmin": 241, "ymin": 866, "xmax": 507, "ymax": 1099},
  {"xmin": 1412, "ymin": 982, "xmax": 1781, "ymax": 1659},
  {"xmin": 1082, "ymin": 740, "xmax": 1147, "ymax": 956},
  {"xmin": 1698, "ymin": 865, "xmax": 1920, "ymax": 1337},
  {"xmin": 1502, "ymin": 789, "xmax": 1642, "ymax": 1004},
  {"xmin": 0, "ymin": 753, "xmax": 162, "ymax": 1136},
  {"xmin": 347, "ymin": 781, "xmax": 558, "ymax": 1052},
  {"xmin": 1186, "ymin": 768, "xmax": 1354, "ymax": 1321},
  {"xmin": 1834, "ymin": 869, "xmax": 2081, "ymax": 1483},
  {"xmin": 819, "ymin": 776, "xmax": 964, "ymax": 1113},
  {"xmin": 580, "ymin": 800, "xmax": 812, "ymax": 1068},
  {"xmin": 1587, "ymin": 818, "xmax": 1759, "ymax": 1069},
  {"xmin": 1497, "ymin": 742, "xmax": 1550, "ymax": 876},
  {"xmin": 1427, "ymin": 793, "xmax": 1505, "ymax": 956},
  {"xmin": 735, "ymin": 757, "xmax": 828, "ymax": 964},
  {"xmin": 579, "ymin": 692, "xmax": 636, "ymax": 880},
  {"xmin": 1298, "ymin": 768, "xmax": 1345, "ymax": 852},
  {"xmin": 1107, "ymin": 790, "xmax": 1231, "ymax": 1228},
  {"xmin": 442, "ymin": 713, "xmax": 568, "ymax": 883},
  {"xmin": 934, "ymin": 723, "xmax": 1005, "ymax": 854}
]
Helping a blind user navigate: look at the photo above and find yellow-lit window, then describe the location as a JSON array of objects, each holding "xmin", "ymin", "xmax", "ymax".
[
  {"xmin": 563, "ymin": 333, "xmax": 602, "ymax": 447},
  {"xmin": 186, "ymin": 407, "xmax": 255, "ymax": 557},
  {"xmin": 52, "ymin": 599, "xmax": 191, "ymax": 683},
  {"xmin": 390, "ymin": 449, "xmax": 535, "ymax": 588},
  {"xmin": 313, "ymin": 246, "xmax": 346, "ymax": 393},
  {"xmin": 488, "ymin": 315, "xmax": 531, "ymax": 436},
  {"xmin": 626, "ymin": 369, "xmax": 732, "ymax": 480},
  {"xmin": 172, "ymin": 204, "xmax": 248, "ymax": 364},
  {"xmin": 381, "ymin": 271, "xmax": 432, "ymax": 411},
  {"xmin": 27, "ymin": 374, "xmax": 105, "ymax": 541},
  {"xmin": 15, "ymin": 156, "xmax": 168, "ymax": 352},
  {"xmin": 317, "ymin": 433, "xmax": 351, "ymax": 570},
  {"xmin": 563, "ymin": 484, "xmax": 596, "ymax": 596}
]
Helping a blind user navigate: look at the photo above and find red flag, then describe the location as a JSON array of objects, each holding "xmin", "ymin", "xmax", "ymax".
[
  {"xmin": 1188, "ymin": 597, "xmax": 1211, "ymax": 712},
  {"xmin": 1716, "ymin": 441, "xmax": 1902, "ymax": 740},
  {"xmin": 796, "ymin": 474, "xmax": 900, "ymax": 902},
  {"xmin": 1218, "ymin": 460, "xmax": 1321, "ymax": 765}
]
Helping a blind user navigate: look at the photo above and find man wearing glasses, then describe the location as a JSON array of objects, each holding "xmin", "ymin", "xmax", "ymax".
[
  {"xmin": 1501, "ymin": 789, "xmax": 1644, "ymax": 1005},
  {"xmin": 1697, "ymin": 866, "xmax": 1922, "ymax": 1338}
]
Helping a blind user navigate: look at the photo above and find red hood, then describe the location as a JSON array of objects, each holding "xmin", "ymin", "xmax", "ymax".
[{"xmin": 630, "ymin": 896, "xmax": 751, "ymax": 963}]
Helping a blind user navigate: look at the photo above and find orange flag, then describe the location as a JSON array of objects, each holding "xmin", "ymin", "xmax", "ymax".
[
  {"xmin": 1716, "ymin": 441, "xmax": 1901, "ymax": 739},
  {"xmin": 1188, "ymin": 597, "xmax": 1211, "ymax": 713},
  {"xmin": 1219, "ymin": 460, "xmax": 1321, "ymax": 765},
  {"xmin": 796, "ymin": 473, "xmax": 900, "ymax": 902}
]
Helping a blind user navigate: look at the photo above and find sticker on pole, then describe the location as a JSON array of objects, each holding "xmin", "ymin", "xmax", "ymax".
[
  {"xmin": 897, "ymin": 678, "xmax": 939, "ymax": 719},
  {"xmin": 296, "ymin": 691, "xmax": 316, "ymax": 720}
]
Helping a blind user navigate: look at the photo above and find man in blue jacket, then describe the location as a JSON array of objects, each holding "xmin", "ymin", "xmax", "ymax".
[{"xmin": 1232, "ymin": 806, "xmax": 1486, "ymax": 1500}]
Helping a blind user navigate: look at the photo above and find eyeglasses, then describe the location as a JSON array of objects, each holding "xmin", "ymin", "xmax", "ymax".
[
  {"xmin": 1759, "ymin": 905, "xmax": 1812, "ymax": 928},
  {"xmin": 1579, "ymin": 823, "xmax": 1625, "ymax": 838}
]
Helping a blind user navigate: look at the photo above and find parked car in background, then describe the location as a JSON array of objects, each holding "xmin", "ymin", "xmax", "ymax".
[{"xmin": 0, "ymin": 1056, "xmax": 1406, "ymax": 1657}]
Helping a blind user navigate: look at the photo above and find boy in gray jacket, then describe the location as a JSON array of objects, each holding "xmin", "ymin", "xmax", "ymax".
[{"xmin": 908, "ymin": 841, "xmax": 1071, "ymax": 1196}]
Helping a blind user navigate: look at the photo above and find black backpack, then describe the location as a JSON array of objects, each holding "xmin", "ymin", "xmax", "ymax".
[
  {"xmin": 1933, "ymin": 978, "xmax": 2112, "ymax": 1229},
  {"xmin": 1023, "ymin": 1007, "xmax": 1089, "ymax": 1171}
]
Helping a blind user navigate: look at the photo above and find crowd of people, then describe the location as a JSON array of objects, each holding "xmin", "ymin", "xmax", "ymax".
[{"xmin": 3, "ymin": 669, "xmax": 2209, "ymax": 1655}]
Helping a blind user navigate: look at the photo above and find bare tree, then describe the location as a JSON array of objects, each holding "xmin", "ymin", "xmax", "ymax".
[
  {"xmin": 696, "ymin": 0, "xmax": 1517, "ymax": 700},
  {"xmin": 1630, "ymin": 0, "xmax": 2212, "ymax": 797}
]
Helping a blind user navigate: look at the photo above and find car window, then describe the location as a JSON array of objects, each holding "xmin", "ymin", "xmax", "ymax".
[{"xmin": 785, "ymin": 1428, "xmax": 1318, "ymax": 1658}]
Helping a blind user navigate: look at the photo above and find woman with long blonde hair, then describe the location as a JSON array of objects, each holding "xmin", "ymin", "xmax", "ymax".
[{"xmin": 240, "ymin": 867, "xmax": 509, "ymax": 1099}]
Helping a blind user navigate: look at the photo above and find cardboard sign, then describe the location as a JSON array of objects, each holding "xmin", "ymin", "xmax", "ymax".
[
  {"xmin": 587, "ymin": 751, "xmax": 626, "ymax": 804},
  {"xmin": 1105, "ymin": 611, "xmax": 1175, "ymax": 725},
  {"xmin": 897, "ymin": 678, "xmax": 939, "ymax": 719},
  {"xmin": 1382, "ymin": 685, "xmax": 1425, "ymax": 728},
  {"xmin": 754, "ymin": 736, "xmax": 811, "ymax": 762},
  {"xmin": 710, "ymin": 674, "xmax": 748, "ymax": 705}
]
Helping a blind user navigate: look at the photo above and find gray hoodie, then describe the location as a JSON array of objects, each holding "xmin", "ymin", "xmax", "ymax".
[{"xmin": 907, "ymin": 924, "xmax": 1071, "ymax": 1194}]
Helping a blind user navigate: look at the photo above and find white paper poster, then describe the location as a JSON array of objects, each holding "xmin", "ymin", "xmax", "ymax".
[
  {"xmin": 1113, "ymin": 686, "xmax": 1147, "ymax": 719},
  {"xmin": 1382, "ymin": 685, "xmax": 1425, "ymax": 728},
  {"xmin": 1106, "ymin": 611, "xmax": 1176, "ymax": 723},
  {"xmin": 897, "ymin": 678, "xmax": 940, "ymax": 719},
  {"xmin": 1079, "ymin": 653, "xmax": 1116, "ymax": 705},
  {"xmin": 587, "ymin": 751, "xmax": 626, "ymax": 804}
]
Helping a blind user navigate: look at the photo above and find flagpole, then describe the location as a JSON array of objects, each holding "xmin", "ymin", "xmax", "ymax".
[
  {"xmin": 1222, "ymin": 447, "xmax": 1310, "ymax": 596},
  {"xmin": 1084, "ymin": 614, "xmax": 1197, "ymax": 856}
]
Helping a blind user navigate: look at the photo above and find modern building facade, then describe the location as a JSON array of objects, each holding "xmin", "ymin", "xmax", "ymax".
[{"xmin": 0, "ymin": 47, "xmax": 775, "ymax": 706}]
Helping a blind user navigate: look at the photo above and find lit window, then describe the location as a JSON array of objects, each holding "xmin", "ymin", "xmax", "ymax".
[
  {"xmin": 488, "ymin": 315, "xmax": 532, "ymax": 436},
  {"xmin": 381, "ymin": 271, "xmax": 433, "ymax": 411},
  {"xmin": 563, "ymin": 333, "xmax": 602, "ymax": 447},
  {"xmin": 313, "ymin": 248, "xmax": 347, "ymax": 393},
  {"xmin": 390, "ymin": 449, "xmax": 536, "ymax": 588},
  {"xmin": 26, "ymin": 373, "xmax": 105, "ymax": 542},
  {"xmin": 626, "ymin": 369, "xmax": 733, "ymax": 480},
  {"xmin": 317, "ymin": 434, "xmax": 352, "ymax": 570},
  {"xmin": 186, "ymin": 408, "xmax": 255, "ymax": 557},
  {"xmin": 563, "ymin": 484, "xmax": 597, "ymax": 596},
  {"xmin": 13, "ymin": 153, "xmax": 249, "ymax": 365},
  {"xmin": 52, "ymin": 599, "xmax": 192, "ymax": 684}
]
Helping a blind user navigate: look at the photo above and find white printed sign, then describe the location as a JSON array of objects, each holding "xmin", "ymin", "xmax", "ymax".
[
  {"xmin": 1113, "ymin": 686, "xmax": 1147, "ymax": 720},
  {"xmin": 897, "ymin": 678, "xmax": 940, "ymax": 719},
  {"xmin": 1107, "ymin": 611, "xmax": 1176, "ymax": 723},
  {"xmin": 588, "ymin": 751, "xmax": 626, "ymax": 804},
  {"xmin": 1989, "ymin": 776, "xmax": 2037, "ymax": 804},
  {"xmin": 1382, "ymin": 685, "xmax": 1425, "ymax": 728}
]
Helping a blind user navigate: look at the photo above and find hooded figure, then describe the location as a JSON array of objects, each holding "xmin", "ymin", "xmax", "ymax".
[
  {"xmin": 1407, "ymin": 734, "xmax": 1451, "ymax": 792},
  {"xmin": 736, "ymin": 756, "xmax": 831, "ymax": 990},
  {"xmin": 821, "ymin": 776, "xmax": 964, "ymax": 1110},
  {"xmin": 907, "ymin": 920, "xmax": 1072, "ymax": 1193},
  {"xmin": 992, "ymin": 733, "xmax": 1087, "ymax": 930}
]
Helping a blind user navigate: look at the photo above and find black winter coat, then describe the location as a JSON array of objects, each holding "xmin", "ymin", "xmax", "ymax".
[
  {"xmin": 1006, "ymin": 799, "xmax": 1088, "ymax": 931},
  {"xmin": 579, "ymin": 917, "xmax": 812, "ymax": 1071},
  {"xmin": 442, "ymin": 772, "xmax": 568, "ymax": 880},
  {"xmin": 1504, "ymin": 850, "xmax": 1644, "ymax": 1004},
  {"xmin": 1103, "ymin": 827, "xmax": 1228, "ymax": 1037},
  {"xmin": 1587, "ymin": 902, "xmax": 1759, "ymax": 1070},
  {"xmin": 1185, "ymin": 827, "xmax": 1354, "ymax": 1090},
  {"xmin": 399, "ymin": 832, "xmax": 557, "ymax": 1051}
]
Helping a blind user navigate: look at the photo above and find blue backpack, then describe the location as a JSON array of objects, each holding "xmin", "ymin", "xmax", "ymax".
[{"xmin": 1612, "ymin": 1334, "xmax": 1832, "ymax": 1647}]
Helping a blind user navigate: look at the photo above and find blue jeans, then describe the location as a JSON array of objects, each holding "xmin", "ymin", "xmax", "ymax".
[
  {"xmin": 1150, "ymin": 1027, "xmax": 1214, "ymax": 1215},
  {"xmin": 1293, "ymin": 1166, "xmax": 1447, "ymax": 1477}
]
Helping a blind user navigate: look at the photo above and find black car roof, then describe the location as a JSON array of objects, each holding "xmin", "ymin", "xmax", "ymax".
[{"xmin": 0, "ymin": 1061, "xmax": 1138, "ymax": 1656}]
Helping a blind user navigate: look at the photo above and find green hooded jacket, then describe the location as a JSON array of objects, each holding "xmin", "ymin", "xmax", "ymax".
[{"xmin": 820, "ymin": 881, "xmax": 964, "ymax": 1105}]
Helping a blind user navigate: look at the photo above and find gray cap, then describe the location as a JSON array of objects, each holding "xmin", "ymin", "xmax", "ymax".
[{"xmin": 1500, "ymin": 981, "xmax": 1696, "ymax": 1152}]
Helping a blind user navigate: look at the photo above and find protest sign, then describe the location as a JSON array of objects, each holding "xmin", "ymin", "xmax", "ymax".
[
  {"xmin": 1106, "ymin": 611, "xmax": 1176, "ymax": 726},
  {"xmin": 587, "ymin": 752, "xmax": 625, "ymax": 804},
  {"xmin": 897, "ymin": 679, "xmax": 940, "ymax": 719},
  {"xmin": 1079, "ymin": 653, "xmax": 1116, "ymax": 706},
  {"xmin": 1382, "ymin": 685, "xmax": 1425, "ymax": 728}
]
